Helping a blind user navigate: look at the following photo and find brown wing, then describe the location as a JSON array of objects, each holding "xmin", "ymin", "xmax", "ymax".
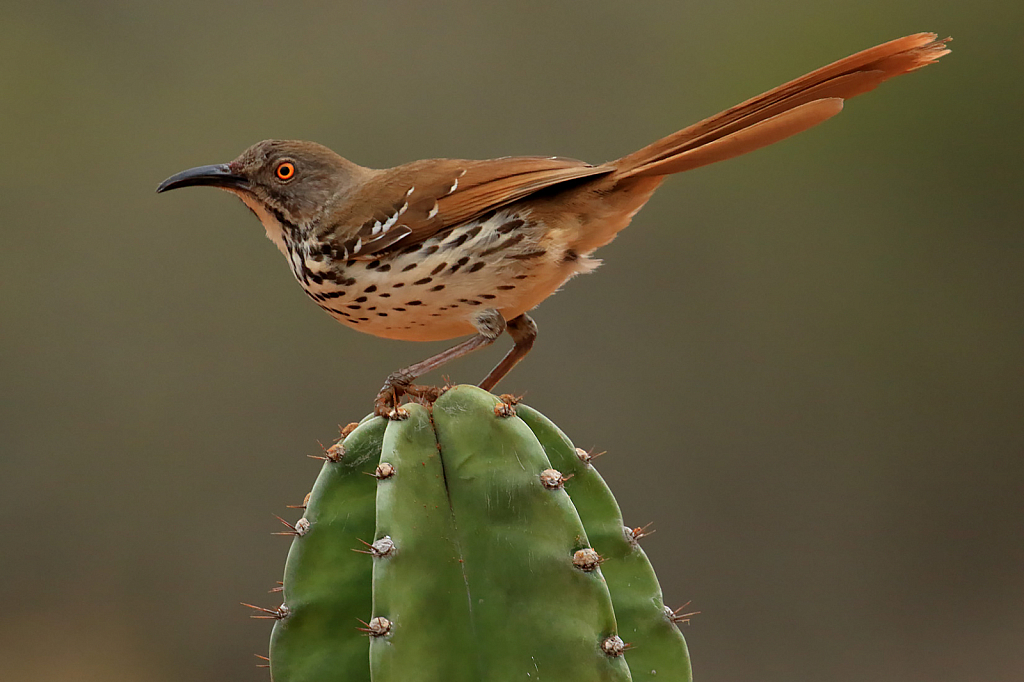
[{"xmin": 324, "ymin": 156, "xmax": 613, "ymax": 259}]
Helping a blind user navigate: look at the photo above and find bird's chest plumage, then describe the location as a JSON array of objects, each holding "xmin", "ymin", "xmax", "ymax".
[{"xmin": 275, "ymin": 209, "xmax": 594, "ymax": 342}]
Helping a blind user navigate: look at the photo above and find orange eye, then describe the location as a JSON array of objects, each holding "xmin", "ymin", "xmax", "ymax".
[{"xmin": 275, "ymin": 161, "xmax": 295, "ymax": 181}]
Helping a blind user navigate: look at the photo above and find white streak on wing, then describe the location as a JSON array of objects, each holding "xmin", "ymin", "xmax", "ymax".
[
  {"xmin": 353, "ymin": 237, "xmax": 362, "ymax": 253},
  {"xmin": 427, "ymin": 202, "xmax": 439, "ymax": 219},
  {"xmin": 406, "ymin": 186, "xmax": 415, "ymax": 196},
  {"xmin": 371, "ymin": 201, "xmax": 410, "ymax": 240},
  {"xmin": 448, "ymin": 177, "xmax": 459, "ymax": 194}
]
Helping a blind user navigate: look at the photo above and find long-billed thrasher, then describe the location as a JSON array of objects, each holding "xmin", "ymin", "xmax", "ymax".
[{"xmin": 158, "ymin": 33, "xmax": 949, "ymax": 417}]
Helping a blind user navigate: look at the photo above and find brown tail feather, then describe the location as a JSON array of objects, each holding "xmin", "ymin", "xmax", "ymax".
[{"xmin": 613, "ymin": 33, "xmax": 950, "ymax": 180}]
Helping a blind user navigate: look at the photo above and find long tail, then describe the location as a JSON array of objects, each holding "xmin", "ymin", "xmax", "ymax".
[{"xmin": 612, "ymin": 33, "xmax": 950, "ymax": 180}]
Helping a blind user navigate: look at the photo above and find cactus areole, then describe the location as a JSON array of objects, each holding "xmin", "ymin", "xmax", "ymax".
[{"xmin": 266, "ymin": 385, "xmax": 692, "ymax": 681}]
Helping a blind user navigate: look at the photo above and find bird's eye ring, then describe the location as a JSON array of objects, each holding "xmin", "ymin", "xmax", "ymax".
[{"xmin": 275, "ymin": 161, "xmax": 296, "ymax": 181}]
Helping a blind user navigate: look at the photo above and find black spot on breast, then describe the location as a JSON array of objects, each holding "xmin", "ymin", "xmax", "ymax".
[
  {"xmin": 414, "ymin": 277, "xmax": 433, "ymax": 285},
  {"xmin": 378, "ymin": 312, "xmax": 388, "ymax": 317},
  {"xmin": 401, "ymin": 263, "xmax": 417, "ymax": 272},
  {"xmin": 496, "ymin": 218, "xmax": 525, "ymax": 234},
  {"xmin": 497, "ymin": 285, "xmax": 516, "ymax": 290},
  {"xmin": 308, "ymin": 273, "xmax": 323, "ymax": 284},
  {"xmin": 378, "ymin": 264, "xmax": 391, "ymax": 272},
  {"xmin": 446, "ymin": 233, "xmax": 470, "ymax": 248},
  {"xmin": 468, "ymin": 261, "xmax": 485, "ymax": 273},
  {"xmin": 480, "ymin": 233, "xmax": 524, "ymax": 256},
  {"xmin": 430, "ymin": 284, "xmax": 445, "ymax": 291},
  {"xmin": 480, "ymin": 294, "xmax": 496, "ymax": 300},
  {"xmin": 450, "ymin": 256, "xmax": 470, "ymax": 273},
  {"xmin": 347, "ymin": 304, "xmax": 361, "ymax": 310},
  {"xmin": 400, "ymin": 243, "xmax": 423, "ymax": 255},
  {"xmin": 344, "ymin": 277, "xmax": 357, "ymax": 286},
  {"xmin": 430, "ymin": 263, "xmax": 448, "ymax": 275},
  {"xmin": 380, "ymin": 292, "xmax": 391, "ymax": 298},
  {"xmin": 509, "ymin": 249, "xmax": 546, "ymax": 260},
  {"xmin": 366, "ymin": 260, "xmax": 381, "ymax": 270},
  {"xmin": 321, "ymin": 290, "xmax": 347, "ymax": 299},
  {"xmin": 423, "ymin": 245, "xmax": 440, "ymax": 256},
  {"xmin": 364, "ymin": 285, "xmax": 377, "ymax": 293},
  {"xmin": 393, "ymin": 307, "xmax": 406, "ymax": 312},
  {"xmin": 464, "ymin": 225, "xmax": 483, "ymax": 239},
  {"xmin": 355, "ymin": 296, "xmax": 368, "ymax": 303},
  {"xmin": 406, "ymin": 300, "xmax": 423, "ymax": 306},
  {"xmin": 562, "ymin": 249, "xmax": 579, "ymax": 263},
  {"xmin": 393, "ymin": 282, "xmax": 405, "ymax": 288},
  {"xmin": 514, "ymin": 274, "xmax": 529, "ymax": 280}
]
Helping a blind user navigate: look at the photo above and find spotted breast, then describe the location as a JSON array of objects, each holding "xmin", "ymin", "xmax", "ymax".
[{"xmin": 287, "ymin": 207, "xmax": 600, "ymax": 342}]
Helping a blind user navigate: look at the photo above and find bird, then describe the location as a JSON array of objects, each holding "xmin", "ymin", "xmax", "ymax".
[{"xmin": 157, "ymin": 33, "xmax": 949, "ymax": 418}]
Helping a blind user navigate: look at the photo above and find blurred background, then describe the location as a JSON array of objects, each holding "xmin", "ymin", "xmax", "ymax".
[{"xmin": 1, "ymin": 1, "xmax": 1021, "ymax": 681}]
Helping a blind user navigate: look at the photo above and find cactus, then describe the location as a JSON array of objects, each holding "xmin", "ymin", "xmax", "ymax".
[
  {"xmin": 516, "ymin": 404, "xmax": 693, "ymax": 682},
  {"xmin": 267, "ymin": 416, "xmax": 383, "ymax": 682},
  {"xmin": 261, "ymin": 385, "xmax": 692, "ymax": 681}
]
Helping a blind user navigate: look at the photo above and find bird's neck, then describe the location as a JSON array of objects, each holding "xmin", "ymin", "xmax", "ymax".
[{"xmin": 235, "ymin": 191, "xmax": 302, "ymax": 256}]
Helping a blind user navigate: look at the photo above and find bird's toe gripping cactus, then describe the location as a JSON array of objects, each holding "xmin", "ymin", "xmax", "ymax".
[{"xmin": 265, "ymin": 386, "xmax": 692, "ymax": 681}]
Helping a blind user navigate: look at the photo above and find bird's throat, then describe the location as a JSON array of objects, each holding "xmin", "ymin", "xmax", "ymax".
[{"xmin": 234, "ymin": 191, "xmax": 290, "ymax": 257}]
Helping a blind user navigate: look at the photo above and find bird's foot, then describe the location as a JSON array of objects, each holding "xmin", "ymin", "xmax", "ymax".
[{"xmin": 373, "ymin": 373, "xmax": 447, "ymax": 419}]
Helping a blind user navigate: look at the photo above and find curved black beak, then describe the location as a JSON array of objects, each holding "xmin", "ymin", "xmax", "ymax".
[{"xmin": 156, "ymin": 163, "xmax": 250, "ymax": 193}]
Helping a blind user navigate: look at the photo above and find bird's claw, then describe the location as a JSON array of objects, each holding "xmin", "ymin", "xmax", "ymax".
[{"xmin": 373, "ymin": 376, "xmax": 447, "ymax": 419}]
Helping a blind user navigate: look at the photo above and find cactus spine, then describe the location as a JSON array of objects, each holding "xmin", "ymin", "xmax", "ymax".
[{"xmin": 266, "ymin": 386, "xmax": 692, "ymax": 681}]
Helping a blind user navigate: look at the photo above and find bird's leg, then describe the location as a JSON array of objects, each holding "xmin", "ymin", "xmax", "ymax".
[
  {"xmin": 374, "ymin": 309, "xmax": 507, "ymax": 418},
  {"xmin": 479, "ymin": 313, "xmax": 537, "ymax": 392}
]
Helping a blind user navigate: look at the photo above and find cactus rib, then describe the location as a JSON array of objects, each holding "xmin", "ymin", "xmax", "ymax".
[
  {"xmin": 269, "ymin": 417, "xmax": 386, "ymax": 682},
  {"xmin": 517, "ymin": 403, "xmax": 693, "ymax": 682},
  {"xmin": 368, "ymin": 402, "xmax": 477, "ymax": 681}
]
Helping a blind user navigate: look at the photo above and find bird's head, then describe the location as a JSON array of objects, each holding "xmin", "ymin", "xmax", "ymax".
[{"xmin": 157, "ymin": 139, "xmax": 367, "ymax": 232}]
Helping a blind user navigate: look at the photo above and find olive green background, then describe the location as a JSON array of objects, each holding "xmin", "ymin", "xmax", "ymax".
[{"xmin": 1, "ymin": 2, "xmax": 1020, "ymax": 681}]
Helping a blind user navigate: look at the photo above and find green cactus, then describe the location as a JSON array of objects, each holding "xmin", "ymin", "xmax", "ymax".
[
  {"xmin": 517, "ymin": 404, "xmax": 693, "ymax": 682},
  {"xmin": 264, "ymin": 385, "xmax": 692, "ymax": 681},
  {"xmin": 268, "ymin": 417, "xmax": 384, "ymax": 682}
]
